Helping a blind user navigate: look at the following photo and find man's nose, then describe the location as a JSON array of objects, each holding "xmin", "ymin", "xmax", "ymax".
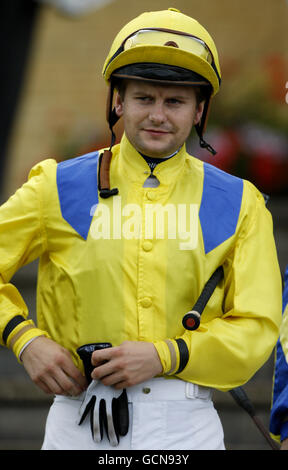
[{"xmin": 149, "ymin": 102, "xmax": 166, "ymax": 124}]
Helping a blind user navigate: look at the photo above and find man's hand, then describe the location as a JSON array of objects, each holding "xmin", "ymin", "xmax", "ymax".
[
  {"xmin": 21, "ymin": 336, "xmax": 87, "ymax": 396},
  {"xmin": 91, "ymin": 340, "xmax": 163, "ymax": 389}
]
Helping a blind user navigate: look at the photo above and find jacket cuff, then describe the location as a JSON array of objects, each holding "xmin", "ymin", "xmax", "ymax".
[
  {"xmin": 153, "ymin": 338, "xmax": 189, "ymax": 376},
  {"xmin": 5, "ymin": 318, "xmax": 51, "ymax": 362}
]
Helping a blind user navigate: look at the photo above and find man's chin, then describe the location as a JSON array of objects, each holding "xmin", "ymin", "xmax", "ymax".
[
  {"xmin": 137, "ymin": 144, "xmax": 177, "ymax": 159},
  {"xmin": 134, "ymin": 132, "xmax": 178, "ymax": 158}
]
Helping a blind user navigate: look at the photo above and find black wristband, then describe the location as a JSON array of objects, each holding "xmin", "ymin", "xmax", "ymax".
[
  {"xmin": 175, "ymin": 338, "xmax": 189, "ymax": 374},
  {"xmin": 2, "ymin": 315, "xmax": 26, "ymax": 344}
]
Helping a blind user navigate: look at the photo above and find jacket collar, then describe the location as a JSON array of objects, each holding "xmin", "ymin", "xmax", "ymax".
[{"xmin": 116, "ymin": 133, "xmax": 188, "ymax": 186}]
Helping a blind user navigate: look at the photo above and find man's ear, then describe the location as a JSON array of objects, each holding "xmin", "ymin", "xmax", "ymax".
[
  {"xmin": 114, "ymin": 92, "xmax": 124, "ymax": 118},
  {"xmin": 193, "ymin": 101, "xmax": 205, "ymax": 126}
]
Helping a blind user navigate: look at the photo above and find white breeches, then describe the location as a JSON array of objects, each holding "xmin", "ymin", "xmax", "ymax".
[{"xmin": 41, "ymin": 377, "xmax": 225, "ymax": 450}]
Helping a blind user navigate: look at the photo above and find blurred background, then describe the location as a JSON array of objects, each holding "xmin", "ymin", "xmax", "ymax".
[{"xmin": 0, "ymin": 0, "xmax": 287, "ymax": 450}]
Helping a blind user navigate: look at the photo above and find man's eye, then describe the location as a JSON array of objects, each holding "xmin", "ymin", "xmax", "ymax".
[
  {"xmin": 167, "ymin": 99, "xmax": 182, "ymax": 105},
  {"xmin": 136, "ymin": 96, "xmax": 150, "ymax": 101}
]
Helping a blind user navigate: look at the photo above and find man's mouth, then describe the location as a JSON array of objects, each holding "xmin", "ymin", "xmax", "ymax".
[{"xmin": 143, "ymin": 129, "xmax": 171, "ymax": 136}]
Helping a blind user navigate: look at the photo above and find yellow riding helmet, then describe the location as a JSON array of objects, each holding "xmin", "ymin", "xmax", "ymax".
[
  {"xmin": 103, "ymin": 8, "xmax": 221, "ymax": 97},
  {"xmin": 98, "ymin": 9, "xmax": 222, "ymax": 198}
]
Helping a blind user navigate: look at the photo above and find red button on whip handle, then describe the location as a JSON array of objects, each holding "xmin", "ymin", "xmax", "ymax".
[{"xmin": 182, "ymin": 266, "xmax": 224, "ymax": 331}]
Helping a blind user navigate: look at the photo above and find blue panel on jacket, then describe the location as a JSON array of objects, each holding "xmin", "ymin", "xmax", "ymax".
[
  {"xmin": 56, "ymin": 151, "xmax": 99, "ymax": 239},
  {"xmin": 284, "ymin": 266, "xmax": 288, "ymax": 309},
  {"xmin": 269, "ymin": 266, "xmax": 288, "ymax": 439},
  {"xmin": 199, "ymin": 163, "xmax": 243, "ymax": 253}
]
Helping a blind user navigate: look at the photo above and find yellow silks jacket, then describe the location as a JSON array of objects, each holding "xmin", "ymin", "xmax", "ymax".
[{"xmin": 0, "ymin": 134, "xmax": 282, "ymax": 391}]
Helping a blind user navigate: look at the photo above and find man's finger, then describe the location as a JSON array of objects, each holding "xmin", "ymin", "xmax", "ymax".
[
  {"xmin": 63, "ymin": 364, "xmax": 87, "ymax": 391},
  {"xmin": 91, "ymin": 360, "xmax": 116, "ymax": 381},
  {"xmin": 91, "ymin": 346, "xmax": 115, "ymax": 365},
  {"xmin": 40, "ymin": 375, "xmax": 67, "ymax": 395},
  {"xmin": 38, "ymin": 378, "xmax": 53, "ymax": 395},
  {"xmin": 54, "ymin": 368, "xmax": 86, "ymax": 396}
]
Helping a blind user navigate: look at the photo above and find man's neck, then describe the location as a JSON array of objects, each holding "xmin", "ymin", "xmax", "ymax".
[{"xmin": 140, "ymin": 149, "xmax": 180, "ymax": 173}]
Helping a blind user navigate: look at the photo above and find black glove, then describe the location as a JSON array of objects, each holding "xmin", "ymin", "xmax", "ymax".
[{"xmin": 77, "ymin": 343, "xmax": 129, "ymax": 446}]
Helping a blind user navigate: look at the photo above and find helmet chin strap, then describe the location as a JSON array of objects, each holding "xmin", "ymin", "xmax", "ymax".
[
  {"xmin": 195, "ymin": 96, "xmax": 217, "ymax": 156},
  {"xmin": 196, "ymin": 129, "xmax": 217, "ymax": 156},
  {"xmin": 98, "ymin": 83, "xmax": 120, "ymax": 199}
]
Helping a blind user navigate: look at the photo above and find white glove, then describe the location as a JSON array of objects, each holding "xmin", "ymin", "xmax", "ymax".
[
  {"xmin": 78, "ymin": 379, "xmax": 129, "ymax": 446},
  {"xmin": 77, "ymin": 342, "xmax": 129, "ymax": 446}
]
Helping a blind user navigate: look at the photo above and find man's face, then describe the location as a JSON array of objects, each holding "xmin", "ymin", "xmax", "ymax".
[{"xmin": 115, "ymin": 80, "xmax": 204, "ymax": 158}]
